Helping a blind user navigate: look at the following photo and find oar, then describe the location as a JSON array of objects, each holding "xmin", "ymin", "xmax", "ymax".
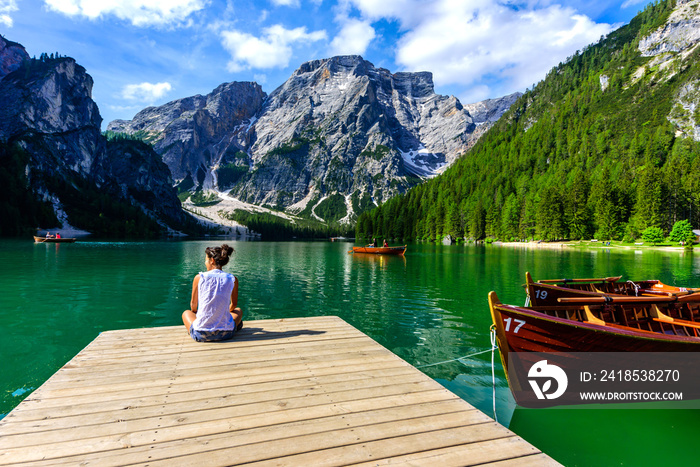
[
  {"xmin": 539, "ymin": 276, "xmax": 622, "ymax": 284},
  {"xmin": 557, "ymin": 295, "xmax": 676, "ymax": 304},
  {"xmin": 676, "ymin": 292, "xmax": 700, "ymax": 303}
]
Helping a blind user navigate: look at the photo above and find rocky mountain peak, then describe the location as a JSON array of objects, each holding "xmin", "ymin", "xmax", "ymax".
[
  {"xmin": 110, "ymin": 55, "xmax": 518, "ymax": 223},
  {"xmin": 634, "ymin": 0, "xmax": 700, "ymax": 141},
  {"xmin": 0, "ymin": 36, "xmax": 186, "ymax": 235},
  {"xmin": 0, "ymin": 35, "xmax": 29, "ymax": 79},
  {"xmin": 639, "ymin": 0, "xmax": 700, "ymax": 57}
]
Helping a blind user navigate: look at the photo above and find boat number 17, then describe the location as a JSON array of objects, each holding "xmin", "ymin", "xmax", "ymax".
[{"xmin": 503, "ymin": 317, "xmax": 526, "ymax": 333}]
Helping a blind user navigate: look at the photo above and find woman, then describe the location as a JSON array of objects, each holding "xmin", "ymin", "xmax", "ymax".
[{"xmin": 182, "ymin": 244, "xmax": 243, "ymax": 342}]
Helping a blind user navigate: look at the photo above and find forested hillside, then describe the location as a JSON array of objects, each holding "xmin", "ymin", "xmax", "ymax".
[{"xmin": 357, "ymin": 0, "xmax": 700, "ymax": 243}]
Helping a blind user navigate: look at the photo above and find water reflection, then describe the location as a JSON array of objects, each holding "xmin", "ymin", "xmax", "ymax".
[{"xmin": 3, "ymin": 240, "xmax": 700, "ymax": 465}]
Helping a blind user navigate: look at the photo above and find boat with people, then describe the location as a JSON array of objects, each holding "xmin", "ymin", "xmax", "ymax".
[
  {"xmin": 34, "ymin": 236, "xmax": 77, "ymax": 243},
  {"xmin": 524, "ymin": 271, "xmax": 700, "ymax": 306},
  {"xmin": 351, "ymin": 245, "xmax": 407, "ymax": 255}
]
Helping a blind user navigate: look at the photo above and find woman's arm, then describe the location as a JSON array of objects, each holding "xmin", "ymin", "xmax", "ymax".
[
  {"xmin": 190, "ymin": 274, "xmax": 201, "ymax": 313},
  {"xmin": 230, "ymin": 277, "xmax": 239, "ymax": 312}
]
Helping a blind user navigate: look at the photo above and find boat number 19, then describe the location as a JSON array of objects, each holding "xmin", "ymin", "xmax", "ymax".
[
  {"xmin": 534, "ymin": 290, "xmax": 548, "ymax": 299},
  {"xmin": 503, "ymin": 317, "xmax": 526, "ymax": 333}
]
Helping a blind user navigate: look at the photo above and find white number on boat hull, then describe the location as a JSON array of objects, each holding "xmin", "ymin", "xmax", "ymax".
[
  {"xmin": 535, "ymin": 290, "xmax": 548, "ymax": 299},
  {"xmin": 504, "ymin": 317, "xmax": 526, "ymax": 333}
]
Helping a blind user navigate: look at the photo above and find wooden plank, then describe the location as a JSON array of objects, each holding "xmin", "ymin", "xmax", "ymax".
[
  {"xmin": 8, "ymin": 400, "xmax": 476, "ymax": 466},
  {"xmin": 0, "ymin": 317, "xmax": 556, "ymax": 466},
  {"xmin": 49, "ymin": 340, "xmax": 384, "ymax": 380},
  {"xmin": 9, "ymin": 361, "xmax": 411, "ymax": 414},
  {"xmin": 0, "ymin": 372, "xmax": 432, "ymax": 435},
  {"xmin": 350, "ymin": 436, "xmax": 544, "ymax": 466},
  {"xmin": 27, "ymin": 350, "xmax": 403, "ymax": 394},
  {"xmin": 0, "ymin": 380, "xmax": 445, "ymax": 451},
  {"xmin": 5, "ymin": 366, "xmax": 418, "ymax": 422}
]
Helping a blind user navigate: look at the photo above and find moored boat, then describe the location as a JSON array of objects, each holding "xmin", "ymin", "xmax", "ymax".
[
  {"xmin": 34, "ymin": 236, "xmax": 77, "ymax": 243},
  {"xmin": 490, "ymin": 290, "xmax": 700, "ymax": 355},
  {"xmin": 525, "ymin": 271, "xmax": 700, "ymax": 307},
  {"xmin": 351, "ymin": 245, "xmax": 406, "ymax": 255},
  {"xmin": 488, "ymin": 291, "xmax": 700, "ymax": 406}
]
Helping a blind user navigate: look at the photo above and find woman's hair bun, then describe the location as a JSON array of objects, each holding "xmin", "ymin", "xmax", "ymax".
[{"xmin": 221, "ymin": 244, "xmax": 234, "ymax": 257}]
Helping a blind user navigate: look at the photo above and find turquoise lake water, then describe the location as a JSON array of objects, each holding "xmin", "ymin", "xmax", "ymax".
[{"xmin": 1, "ymin": 239, "xmax": 698, "ymax": 465}]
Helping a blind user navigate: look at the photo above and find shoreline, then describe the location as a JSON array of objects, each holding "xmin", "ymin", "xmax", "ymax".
[{"xmin": 497, "ymin": 240, "xmax": 692, "ymax": 252}]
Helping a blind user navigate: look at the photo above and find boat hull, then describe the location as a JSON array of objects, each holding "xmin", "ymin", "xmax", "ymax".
[
  {"xmin": 525, "ymin": 271, "xmax": 700, "ymax": 306},
  {"xmin": 34, "ymin": 236, "xmax": 77, "ymax": 243},
  {"xmin": 352, "ymin": 246, "xmax": 406, "ymax": 255},
  {"xmin": 488, "ymin": 292, "xmax": 700, "ymax": 406}
]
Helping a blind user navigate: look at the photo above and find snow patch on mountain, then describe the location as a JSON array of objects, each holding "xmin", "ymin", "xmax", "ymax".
[{"xmin": 401, "ymin": 145, "xmax": 446, "ymax": 178}]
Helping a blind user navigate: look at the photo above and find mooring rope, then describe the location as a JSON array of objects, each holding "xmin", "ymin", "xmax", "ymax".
[
  {"xmin": 415, "ymin": 325, "xmax": 501, "ymax": 423},
  {"xmin": 490, "ymin": 324, "xmax": 498, "ymax": 423},
  {"xmin": 415, "ymin": 348, "xmax": 493, "ymax": 369},
  {"xmin": 627, "ymin": 280, "xmax": 640, "ymax": 296}
]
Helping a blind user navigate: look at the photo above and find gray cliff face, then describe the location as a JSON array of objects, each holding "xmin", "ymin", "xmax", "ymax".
[
  {"xmin": 94, "ymin": 139, "xmax": 183, "ymax": 224},
  {"xmin": 0, "ymin": 57, "xmax": 104, "ymax": 176},
  {"xmin": 0, "ymin": 39, "xmax": 185, "ymax": 230},
  {"xmin": 463, "ymin": 93, "xmax": 523, "ymax": 126},
  {"xmin": 241, "ymin": 55, "xmax": 478, "ymax": 208},
  {"xmin": 108, "ymin": 82, "xmax": 266, "ymax": 185},
  {"xmin": 0, "ymin": 35, "xmax": 29, "ymax": 79},
  {"xmin": 638, "ymin": 0, "xmax": 700, "ymax": 57},
  {"xmin": 110, "ymin": 56, "xmax": 513, "ymax": 219},
  {"xmin": 636, "ymin": 0, "xmax": 700, "ymax": 141}
]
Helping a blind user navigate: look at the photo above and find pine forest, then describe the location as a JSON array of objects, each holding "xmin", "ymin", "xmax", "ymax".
[{"xmin": 357, "ymin": 0, "xmax": 700, "ymax": 244}]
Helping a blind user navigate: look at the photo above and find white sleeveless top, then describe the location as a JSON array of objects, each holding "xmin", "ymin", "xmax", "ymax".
[{"xmin": 192, "ymin": 269, "xmax": 236, "ymax": 332}]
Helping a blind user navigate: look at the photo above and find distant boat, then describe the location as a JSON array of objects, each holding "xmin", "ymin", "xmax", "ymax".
[
  {"xmin": 351, "ymin": 245, "xmax": 406, "ymax": 255},
  {"xmin": 34, "ymin": 236, "xmax": 77, "ymax": 243}
]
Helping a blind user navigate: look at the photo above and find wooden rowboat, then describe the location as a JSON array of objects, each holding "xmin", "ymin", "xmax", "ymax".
[
  {"xmin": 488, "ymin": 291, "xmax": 700, "ymax": 406},
  {"xmin": 524, "ymin": 271, "xmax": 700, "ymax": 307},
  {"xmin": 490, "ymin": 290, "xmax": 700, "ymax": 354},
  {"xmin": 351, "ymin": 245, "xmax": 406, "ymax": 255},
  {"xmin": 34, "ymin": 236, "xmax": 77, "ymax": 243}
]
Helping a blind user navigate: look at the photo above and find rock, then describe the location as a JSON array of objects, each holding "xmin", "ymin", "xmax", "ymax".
[
  {"xmin": 0, "ymin": 35, "xmax": 29, "ymax": 79},
  {"xmin": 108, "ymin": 82, "xmax": 265, "ymax": 183},
  {"xmin": 0, "ymin": 36, "xmax": 186, "ymax": 234},
  {"xmin": 111, "ymin": 55, "xmax": 517, "ymax": 221},
  {"xmin": 636, "ymin": 0, "xmax": 700, "ymax": 141},
  {"xmin": 639, "ymin": 0, "xmax": 700, "ymax": 57}
]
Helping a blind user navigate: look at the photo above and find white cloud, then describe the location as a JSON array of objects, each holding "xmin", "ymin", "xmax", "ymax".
[
  {"xmin": 43, "ymin": 0, "xmax": 208, "ymax": 27},
  {"xmin": 348, "ymin": 0, "xmax": 613, "ymax": 98},
  {"xmin": 221, "ymin": 25, "xmax": 327, "ymax": 72},
  {"xmin": 459, "ymin": 84, "xmax": 491, "ymax": 106},
  {"xmin": 121, "ymin": 81, "xmax": 172, "ymax": 102},
  {"xmin": 0, "ymin": 0, "xmax": 18, "ymax": 27},
  {"xmin": 330, "ymin": 18, "xmax": 375, "ymax": 55},
  {"xmin": 271, "ymin": 0, "xmax": 300, "ymax": 7},
  {"xmin": 621, "ymin": 0, "xmax": 646, "ymax": 8}
]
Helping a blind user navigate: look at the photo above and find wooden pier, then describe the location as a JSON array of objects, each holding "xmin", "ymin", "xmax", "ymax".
[{"xmin": 0, "ymin": 316, "xmax": 558, "ymax": 466}]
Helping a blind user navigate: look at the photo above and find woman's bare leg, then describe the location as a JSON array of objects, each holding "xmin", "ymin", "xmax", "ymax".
[
  {"xmin": 230, "ymin": 307, "xmax": 243, "ymax": 328},
  {"xmin": 182, "ymin": 310, "xmax": 196, "ymax": 332}
]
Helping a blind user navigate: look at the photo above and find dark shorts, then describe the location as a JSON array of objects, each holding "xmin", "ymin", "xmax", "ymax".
[{"xmin": 189, "ymin": 326, "xmax": 236, "ymax": 342}]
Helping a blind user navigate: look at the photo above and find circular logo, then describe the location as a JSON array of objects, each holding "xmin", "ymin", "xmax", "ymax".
[{"xmin": 528, "ymin": 359, "xmax": 568, "ymax": 400}]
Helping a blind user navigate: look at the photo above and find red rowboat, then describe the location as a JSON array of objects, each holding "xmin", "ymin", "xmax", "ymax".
[
  {"xmin": 351, "ymin": 245, "xmax": 406, "ymax": 255},
  {"xmin": 489, "ymin": 291, "xmax": 700, "ymax": 355},
  {"xmin": 488, "ymin": 291, "xmax": 700, "ymax": 406},
  {"xmin": 34, "ymin": 236, "xmax": 77, "ymax": 243},
  {"xmin": 524, "ymin": 271, "xmax": 700, "ymax": 307}
]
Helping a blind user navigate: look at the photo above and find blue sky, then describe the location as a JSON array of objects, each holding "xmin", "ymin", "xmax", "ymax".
[{"xmin": 1, "ymin": 0, "xmax": 654, "ymax": 128}]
